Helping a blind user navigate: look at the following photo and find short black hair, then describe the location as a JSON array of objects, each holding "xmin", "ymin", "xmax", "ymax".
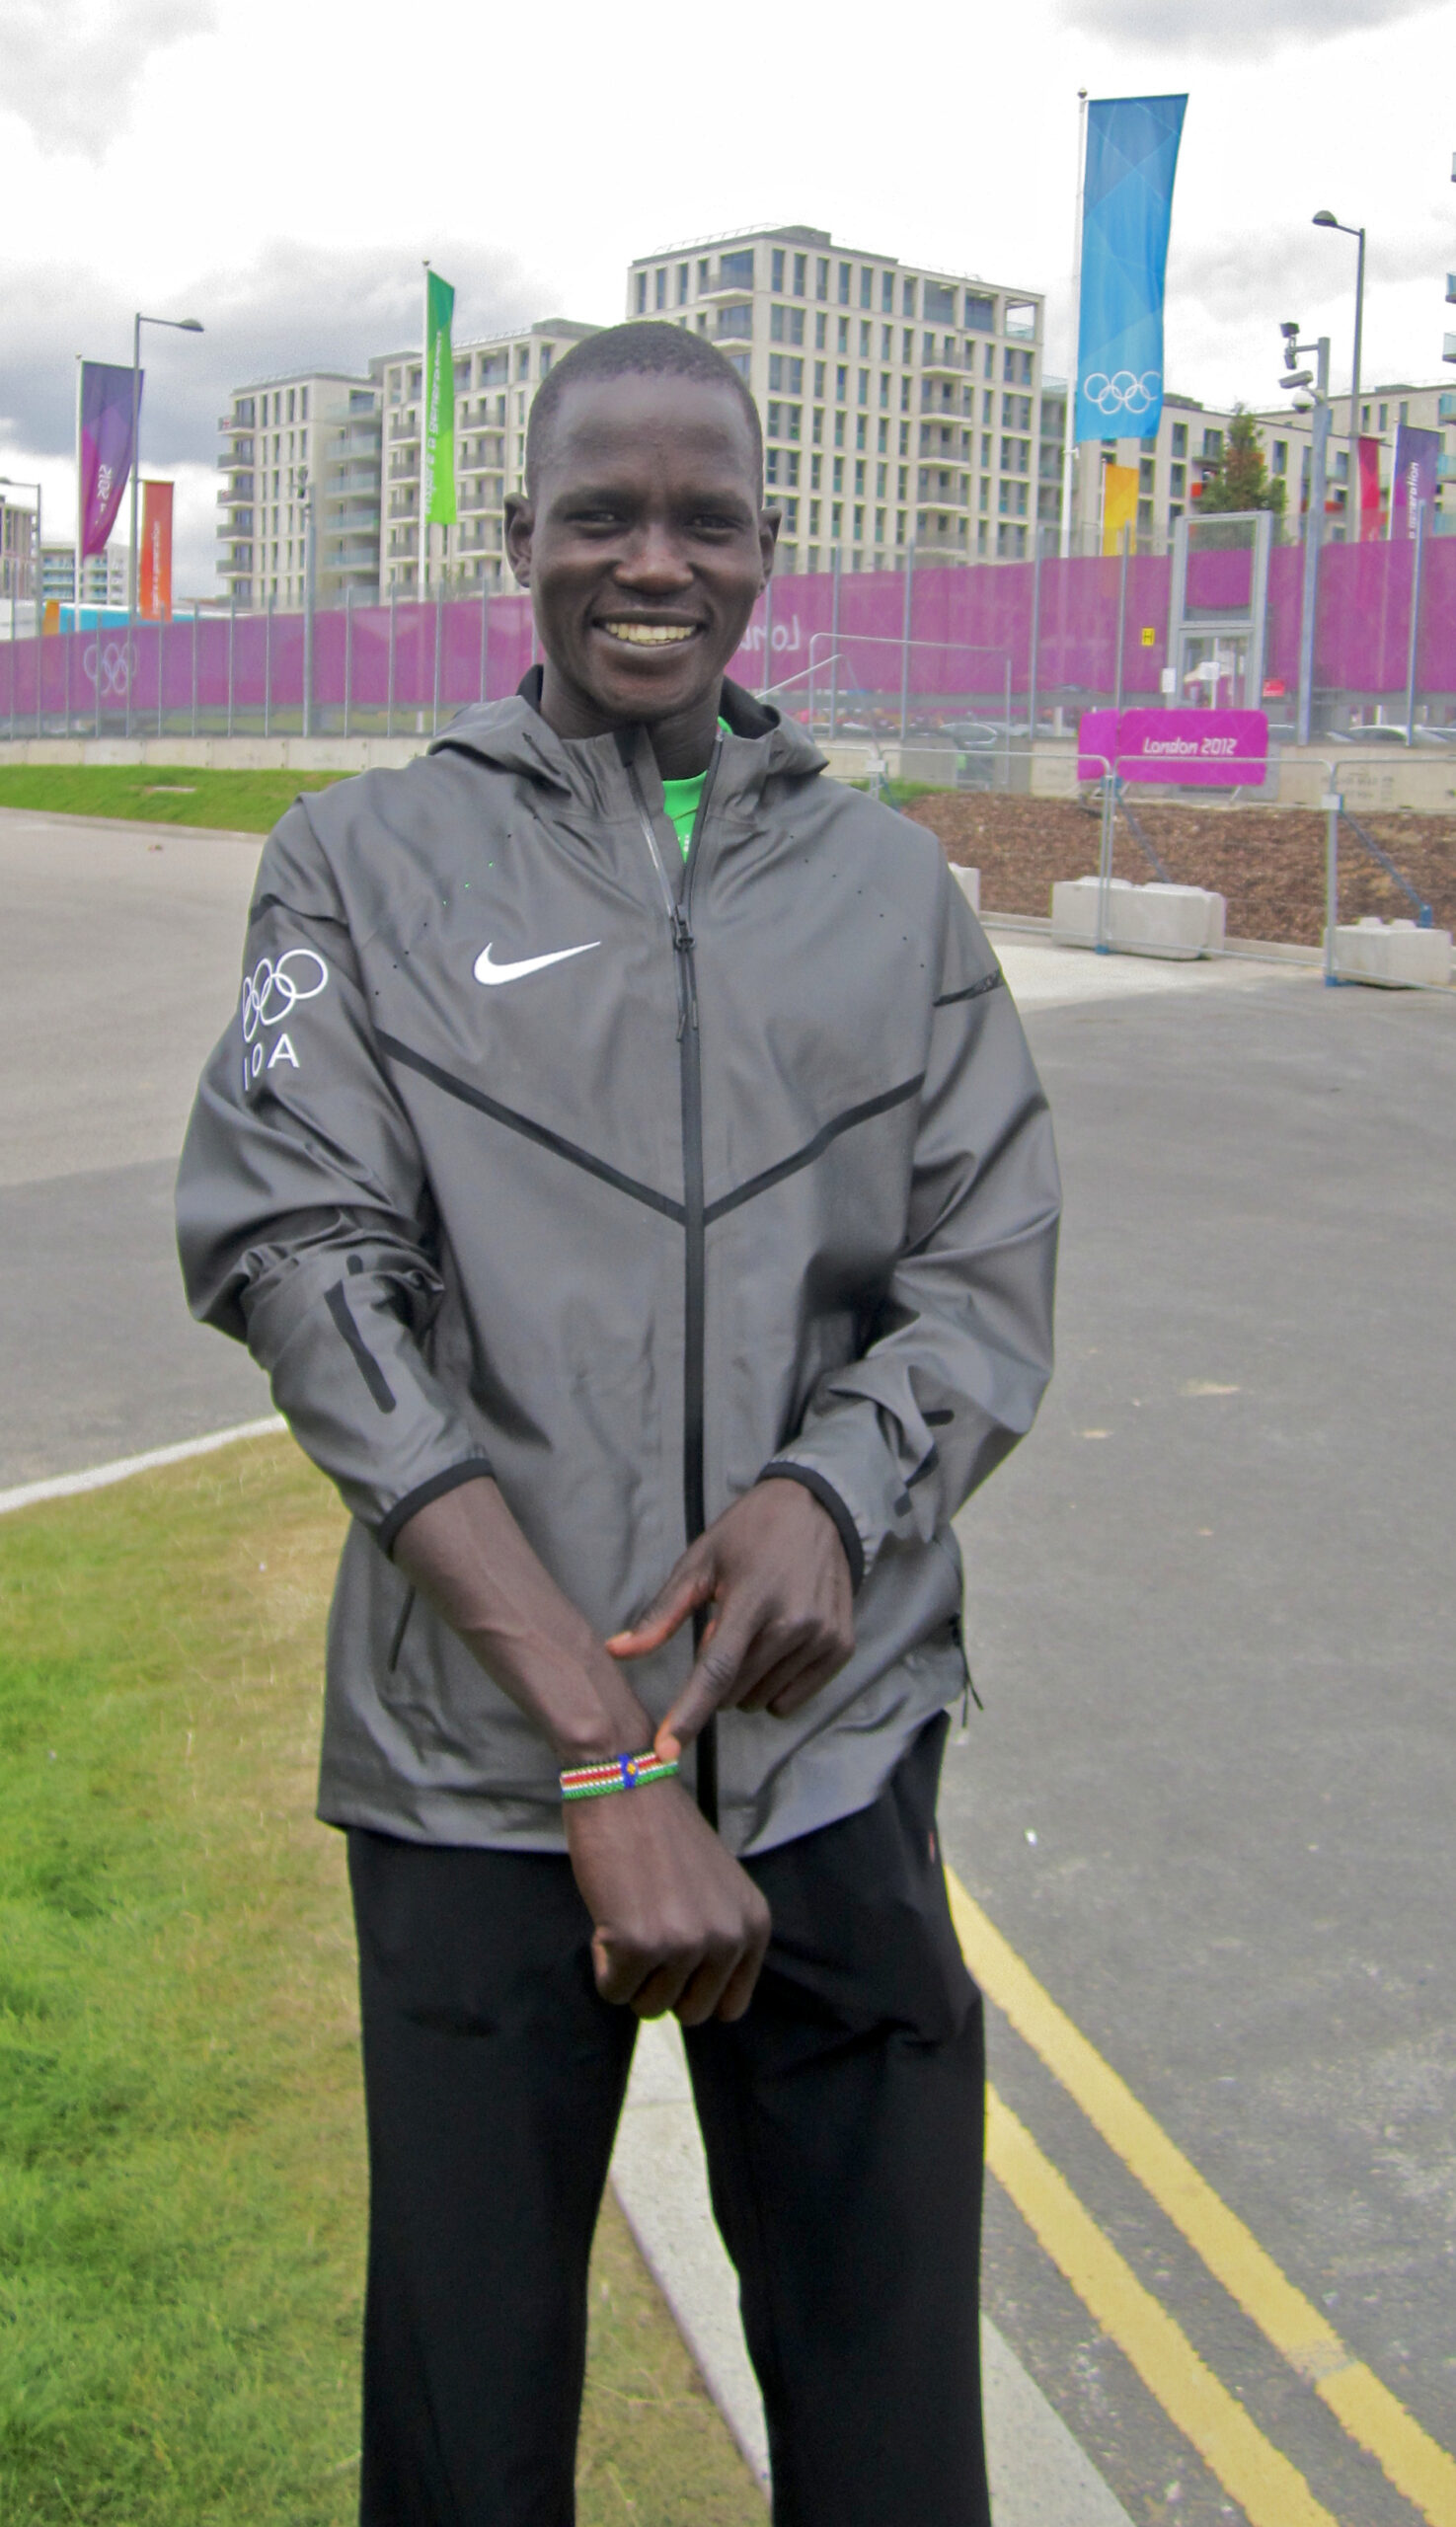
[{"xmin": 525, "ymin": 321, "xmax": 763, "ymax": 496}]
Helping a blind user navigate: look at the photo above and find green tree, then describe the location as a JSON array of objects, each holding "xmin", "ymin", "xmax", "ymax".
[{"xmin": 1198, "ymin": 407, "xmax": 1286, "ymax": 522}]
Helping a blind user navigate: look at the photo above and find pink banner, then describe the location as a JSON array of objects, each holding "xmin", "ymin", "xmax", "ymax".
[
  {"xmin": 2, "ymin": 546, "xmax": 1455, "ymax": 732},
  {"xmin": 1079, "ymin": 707, "xmax": 1269, "ymax": 786}
]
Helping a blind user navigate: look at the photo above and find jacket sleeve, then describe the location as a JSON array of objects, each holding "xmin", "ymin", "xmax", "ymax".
[
  {"xmin": 761, "ymin": 863, "xmax": 1060, "ymax": 1589},
  {"xmin": 176, "ymin": 798, "xmax": 494, "ymax": 1551}
]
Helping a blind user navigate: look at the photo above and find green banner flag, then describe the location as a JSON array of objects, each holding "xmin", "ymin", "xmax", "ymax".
[{"xmin": 423, "ymin": 268, "xmax": 457, "ymax": 527}]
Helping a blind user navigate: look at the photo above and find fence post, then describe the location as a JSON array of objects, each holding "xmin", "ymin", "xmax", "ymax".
[
  {"xmin": 94, "ymin": 602, "xmax": 101, "ymax": 739},
  {"xmin": 431, "ymin": 582, "xmax": 443, "ymax": 734},
  {"xmin": 387, "ymin": 586, "xmax": 396, "ymax": 738},
  {"xmin": 1096, "ymin": 765, "xmax": 1116, "ymax": 951},
  {"xmin": 1113, "ymin": 524, "xmax": 1129, "ymax": 716},
  {"xmin": 191, "ymin": 604, "xmax": 199, "ymax": 737},
  {"xmin": 343, "ymin": 584, "xmax": 353, "ymax": 739},
  {"xmin": 264, "ymin": 591, "xmax": 272, "ymax": 740},
  {"xmin": 1404, "ymin": 498, "xmax": 1426, "ymax": 744},
  {"xmin": 898, "ymin": 543, "xmax": 915, "ymax": 745},
  {"xmin": 156, "ymin": 618, "xmax": 164, "ymax": 740},
  {"xmin": 480, "ymin": 582, "xmax": 490, "ymax": 703},
  {"xmin": 1028, "ymin": 524, "xmax": 1043, "ymax": 749},
  {"xmin": 1003, "ymin": 657, "xmax": 1012, "ymax": 791},
  {"xmin": 1324, "ymin": 784, "xmax": 1341, "ymax": 986},
  {"xmin": 227, "ymin": 584, "xmax": 236, "ymax": 738},
  {"xmin": 829, "ymin": 547, "xmax": 841, "ymax": 739}
]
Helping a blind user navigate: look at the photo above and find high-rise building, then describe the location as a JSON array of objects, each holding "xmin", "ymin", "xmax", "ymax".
[
  {"xmin": 375, "ymin": 319, "xmax": 599, "ymax": 595},
  {"xmin": 217, "ymin": 367, "xmax": 385, "ymax": 611},
  {"xmin": 624, "ymin": 225, "xmax": 1060, "ymax": 570}
]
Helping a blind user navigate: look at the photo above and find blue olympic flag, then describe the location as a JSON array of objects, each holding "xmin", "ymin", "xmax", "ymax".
[{"xmin": 1075, "ymin": 94, "xmax": 1188, "ymax": 447}]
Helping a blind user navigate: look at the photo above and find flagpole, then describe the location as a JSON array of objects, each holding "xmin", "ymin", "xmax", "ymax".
[
  {"xmin": 421, "ymin": 261, "xmax": 430, "ymax": 602},
  {"xmin": 1060, "ymin": 88, "xmax": 1089, "ymax": 560}
]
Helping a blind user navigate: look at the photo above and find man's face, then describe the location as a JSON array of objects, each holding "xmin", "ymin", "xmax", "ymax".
[{"xmin": 505, "ymin": 372, "xmax": 777, "ymax": 729}]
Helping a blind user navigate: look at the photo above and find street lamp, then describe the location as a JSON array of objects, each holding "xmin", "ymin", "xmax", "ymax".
[
  {"xmin": 1313, "ymin": 211, "xmax": 1366, "ymax": 540},
  {"xmin": 127, "ymin": 311, "xmax": 203, "ymax": 736},
  {"xmin": 1277, "ymin": 322, "xmax": 1332, "ymax": 745}
]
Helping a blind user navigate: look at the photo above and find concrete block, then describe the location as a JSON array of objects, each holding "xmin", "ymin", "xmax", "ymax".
[
  {"xmin": 1030, "ymin": 740, "xmax": 1079, "ymax": 799},
  {"xmin": 1050, "ymin": 876, "xmax": 1226, "ymax": 959},
  {"xmin": 1328, "ymin": 916, "xmax": 1452, "ymax": 987},
  {"xmin": 950, "ymin": 865, "xmax": 981, "ymax": 914}
]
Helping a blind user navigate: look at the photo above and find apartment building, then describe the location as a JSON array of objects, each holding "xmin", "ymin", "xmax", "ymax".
[
  {"xmin": 0, "ymin": 498, "xmax": 38, "ymax": 602},
  {"xmin": 40, "ymin": 543, "xmax": 129, "ymax": 607},
  {"xmin": 1079, "ymin": 377, "xmax": 1456, "ymax": 550},
  {"xmin": 625, "ymin": 225, "xmax": 1061, "ymax": 570},
  {"xmin": 376, "ymin": 319, "xmax": 599, "ymax": 594},
  {"xmin": 217, "ymin": 367, "xmax": 384, "ymax": 610}
]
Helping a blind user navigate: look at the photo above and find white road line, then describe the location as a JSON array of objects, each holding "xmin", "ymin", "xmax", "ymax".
[
  {"xmin": 0, "ymin": 1417, "xmax": 285, "ymax": 1517},
  {"xmin": 609, "ymin": 2017, "xmax": 1134, "ymax": 2525}
]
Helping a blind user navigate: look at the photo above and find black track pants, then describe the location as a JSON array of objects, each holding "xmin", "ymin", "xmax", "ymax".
[{"xmin": 348, "ymin": 1717, "xmax": 990, "ymax": 2527}]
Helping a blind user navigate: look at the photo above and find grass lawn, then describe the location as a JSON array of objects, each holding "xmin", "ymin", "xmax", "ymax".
[
  {"xmin": 0, "ymin": 1436, "xmax": 762, "ymax": 2524},
  {"xmin": 0, "ymin": 765, "xmax": 353, "ymax": 834}
]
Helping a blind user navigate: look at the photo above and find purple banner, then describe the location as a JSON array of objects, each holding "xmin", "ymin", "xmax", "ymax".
[
  {"xmin": 1079, "ymin": 707, "xmax": 1269, "ymax": 786},
  {"xmin": 79, "ymin": 361, "xmax": 139, "ymax": 560},
  {"xmin": 1389, "ymin": 425, "xmax": 1439, "ymax": 541}
]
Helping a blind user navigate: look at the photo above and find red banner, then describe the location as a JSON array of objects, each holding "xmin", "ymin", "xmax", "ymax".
[
  {"xmin": 139, "ymin": 479, "xmax": 173, "ymax": 620},
  {"xmin": 1357, "ymin": 435, "xmax": 1382, "ymax": 542}
]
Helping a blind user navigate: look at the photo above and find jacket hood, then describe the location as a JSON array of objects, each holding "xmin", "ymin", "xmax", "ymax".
[{"xmin": 429, "ymin": 668, "xmax": 827, "ymax": 792}]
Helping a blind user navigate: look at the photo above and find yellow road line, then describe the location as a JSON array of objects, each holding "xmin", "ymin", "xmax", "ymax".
[
  {"xmin": 952, "ymin": 1873, "xmax": 1456, "ymax": 2527},
  {"xmin": 987, "ymin": 2088, "xmax": 1340, "ymax": 2527}
]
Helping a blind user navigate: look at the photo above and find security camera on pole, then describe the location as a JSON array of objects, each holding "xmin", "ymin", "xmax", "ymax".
[{"xmin": 1277, "ymin": 321, "xmax": 1331, "ymax": 745}]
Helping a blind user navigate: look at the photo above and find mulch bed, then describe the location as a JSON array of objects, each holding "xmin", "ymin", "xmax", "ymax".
[{"xmin": 903, "ymin": 792, "xmax": 1456, "ymax": 947}]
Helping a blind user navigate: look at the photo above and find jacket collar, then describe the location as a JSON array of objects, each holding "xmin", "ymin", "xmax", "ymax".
[{"xmin": 429, "ymin": 666, "xmax": 826, "ymax": 797}]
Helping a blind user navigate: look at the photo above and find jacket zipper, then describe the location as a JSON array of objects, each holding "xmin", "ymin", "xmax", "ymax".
[{"xmin": 628, "ymin": 736, "xmax": 722, "ymax": 1827}]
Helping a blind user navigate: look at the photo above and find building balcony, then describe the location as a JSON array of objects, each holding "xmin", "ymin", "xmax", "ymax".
[
  {"xmin": 218, "ymin": 507, "xmax": 256, "ymax": 533},
  {"xmin": 216, "ymin": 478, "xmax": 255, "ymax": 504},
  {"xmin": 217, "ymin": 439, "xmax": 253, "ymax": 467},
  {"xmin": 388, "ymin": 457, "xmax": 421, "ymax": 483},
  {"xmin": 920, "ymin": 347, "xmax": 963, "ymax": 378},
  {"xmin": 218, "ymin": 549, "xmax": 253, "ymax": 576},
  {"xmin": 388, "ymin": 414, "xmax": 421, "ymax": 442}
]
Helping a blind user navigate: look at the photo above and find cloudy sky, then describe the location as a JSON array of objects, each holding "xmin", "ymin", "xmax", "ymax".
[{"xmin": 1, "ymin": 0, "xmax": 1451, "ymax": 591}]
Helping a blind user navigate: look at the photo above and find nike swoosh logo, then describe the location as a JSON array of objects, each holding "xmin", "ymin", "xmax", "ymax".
[{"xmin": 474, "ymin": 941, "xmax": 601, "ymax": 987}]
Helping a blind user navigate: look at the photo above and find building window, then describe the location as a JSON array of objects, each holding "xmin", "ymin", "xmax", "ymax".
[
  {"xmin": 838, "ymin": 262, "xmax": 852, "ymax": 304},
  {"xmin": 816, "ymin": 258, "xmax": 829, "ymax": 300},
  {"xmin": 677, "ymin": 264, "xmax": 689, "ymax": 304},
  {"xmin": 858, "ymin": 370, "xmax": 870, "ymax": 407},
  {"xmin": 1201, "ymin": 428, "xmax": 1222, "ymax": 461},
  {"xmin": 772, "ymin": 248, "xmax": 785, "ymax": 292},
  {"xmin": 1272, "ymin": 441, "xmax": 1287, "ymax": 477},
  {"xmin": 880, "ymin": 372, "xmax": 890, "ymax": 410},
  {"xmin": 836, "ymin": 365, "xmax": 848, "ymax": 403},
  {"xmin": 813, "ymin": 361, "xmax": 825, "ymax": 400},
  {"xmin": 1171, "ymin": 421, "xmax": 1188, "ymax": 459},
  {"xmin": 902, "ymin": 276, "xmax": 917, "ymax": 318},
  {"xmin": 726, "ymin": 352, "xmax": 751, "ymax": 381},
  {"xmin": 721, "ymin": 249, "xmax": 754, "ymax": 290},
  {"xmin": 794, "ymin": 253, "xmax": 806, "ymax": 296},
  {"xmin": 964, "ymin": 293, "xmax": 995, "ymax": 334},
  {"xmin": 1400, "ymin": 400, "xmax": 1409, "ymax": 425},
  {"xmin": 860, "ymin": 266, "xmax": 873, "ymax": 309},
  {"xmin": 718, "ymin": 303, "xmax": 753, "ymax": 340},
  {"xmin": 768, "ymin": 356, "xmax": 803, "ymax": 394},
  {"xmin": 1139, "ymin": 455, "xmax": 1155, "ymax": 492}
]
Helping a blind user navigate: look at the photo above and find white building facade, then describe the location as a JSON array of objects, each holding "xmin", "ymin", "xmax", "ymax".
[
  {"xmin": 217, "ymin": 368, "xmax": 384, "ymax": 611},
  {"xmin": 625, "ymin": 226, "xmax": 1061, "ymax": 571}
]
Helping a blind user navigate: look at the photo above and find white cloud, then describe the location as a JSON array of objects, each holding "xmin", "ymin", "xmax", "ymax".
[
  {"xmin": 0, "ymin": 0, "xmax": 217, "ymax": 157},
  {"xmin": 1060, "ymin": 0, "xmax": 1432, "ymax": 47}
]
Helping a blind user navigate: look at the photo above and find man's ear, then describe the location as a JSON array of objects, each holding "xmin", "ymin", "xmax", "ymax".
[{"xmin": 503, "ymin": 493, "xmax": 533, "ymax": 588}]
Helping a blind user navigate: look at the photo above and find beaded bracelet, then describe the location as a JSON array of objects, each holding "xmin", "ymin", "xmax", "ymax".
[{"xmin": 560, "ymin": 1749, "xmax": 679, "ymax": 1802}]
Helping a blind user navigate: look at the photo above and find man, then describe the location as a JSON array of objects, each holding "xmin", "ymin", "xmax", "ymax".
[{"xmin": 178, "ymin": 320, "xmax": 1059, "ymax": 2527}]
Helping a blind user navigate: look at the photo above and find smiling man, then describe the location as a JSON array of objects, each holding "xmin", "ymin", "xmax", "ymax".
[{"xmin": 178, "ymin": 321, "xmax": 1060, "ymax": 2527}]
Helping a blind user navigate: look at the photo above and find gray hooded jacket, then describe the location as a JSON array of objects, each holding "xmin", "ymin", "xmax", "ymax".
[{"xmin": 177, "ymin": 676, "xmax": 1060, "ymax": 1856}]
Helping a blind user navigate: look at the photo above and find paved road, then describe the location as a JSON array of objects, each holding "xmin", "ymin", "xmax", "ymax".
[
  {"xmin": 4, "ymin": 807, "xmax": 1453, "ymax": 2527},
  {"xmin": 944, "ymin": 976, "xmax": 1456, "ymax": 2527},
  {"xmin": 0, "ymin": 812, "xmax": 269, "ymax": 1483}
]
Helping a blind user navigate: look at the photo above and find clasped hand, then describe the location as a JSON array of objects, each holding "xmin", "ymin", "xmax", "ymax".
[{"xmin": 607, "ymin": 1476, "xmax": 856, "ymax": 1760}]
